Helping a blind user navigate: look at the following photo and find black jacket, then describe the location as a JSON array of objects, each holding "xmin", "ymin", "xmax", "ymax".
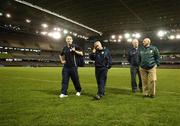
[
  {"xmin": 89, "ymin": 47, "xmax": 112, "ymax": 69},
  {"xmin": 127, "ymin": 48, "xmax": 140, "ymax": 67}
]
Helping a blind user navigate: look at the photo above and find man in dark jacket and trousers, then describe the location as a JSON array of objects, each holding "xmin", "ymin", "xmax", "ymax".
[
  {"xmin": 89, "ymin": 41, "xmax": 112, "ymax": 100},
  {"xmin": 59, "ymin": 35, "xmax": 83, "ymax": 98},
  {"xmin": 139, "ymin": 38, "xmax": 160, "ymax": 98},
  {"xmin": 127, "ymin": 39, "xmax": 142, "ymax": 93}
]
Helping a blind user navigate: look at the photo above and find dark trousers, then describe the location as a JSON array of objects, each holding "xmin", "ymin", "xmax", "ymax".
[
  {"xmin": 130, "ymin": 66, "xmax": 142, "ymax": 92},
  {"xmin": 61, "ymin": 66, "xmax": 81, "ymax": 94},
  {"xmin": 95, "ymin": 67, "xmax": 108, "ymax": 96}
]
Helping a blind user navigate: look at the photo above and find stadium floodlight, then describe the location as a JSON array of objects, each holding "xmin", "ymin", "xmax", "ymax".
[
  {"xmin": 134, "ymin": 33, "xmax": 141, "ymax": 38},
  {"xmin": 57, "ymin": 28, "xmax": 61, "ymax": 31},
  {"xmin": 48, "ymin": 32, "xmax": 61, "ymax": 39},
  {"xmin": 40, "ymin": 31, "xmax": 47, "ymax": 35},
  {"xmin": 127, "ymin": 38, "xmax": 132, "ymax": 42},
  {"xmin": 111, "ymin": 35, "xmax": 115, "ymax": 39},
  {"xmin": 169, "ymin": 35, "xmax": 175, "ymax": 40},
  {"xmin": 118, "ymin": 39, "xmax": 121, "ymax": 42},
  {"xmin": 6, "ymin": 13, "xmax": 11, "ymax": 18},
  {"xmin": 0, "ymin": 12, "xmax": 3, "ymax": 16},
  {"xmin": 176, "ymin": 34, "xmax": 180, "ymax": 39},
  {"xmin": 157, "ymin": 30, "xmax": 167, "ymax": 37},
  {"xmin": 124, "ymin": 33, "xmax": 130, "ymax": 39},
  {"xmin": 26, "ymin": 19, "xmax": 31, "ymax": 23},
  {"xmin": 73, "ymin": 33, "xmax": 77, "ymax": 36},
  {"xmin": 41, "ymin": 23, "xmax": 48, "ymax": 28},
  {"xmin": 113, "ymin": 40, "xmax": 116, "ymax": 42},
  {"xmin": 118, "ymin": 35, "xmax": 123, "ymax": 39},
  {"xmin": 63, "ymin": 29, "xmax": 68, "ymax": 34}
]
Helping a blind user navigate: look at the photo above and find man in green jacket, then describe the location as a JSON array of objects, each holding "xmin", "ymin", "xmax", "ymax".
[{"xmin": 139, "ymin": 38, "xmax": 160, "ymax": 98}]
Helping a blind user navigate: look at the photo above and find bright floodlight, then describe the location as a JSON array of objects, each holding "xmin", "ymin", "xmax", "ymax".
[
  {"xmin": 176, "ymin": 34, "xmax": 180, "ymax": 39},
  {"xmin": 50, "ymin": 32, "xmax": 61, "ymax": 39},
  {"xmin": 127, "ymin": 38, "xmax": 132, "ymax": 42},
  {"xmin": 111, "ymin": 35, "xmax": 115, "ymax": 39},
  {"xmin": 41, "ymin": 23, "xmax": 48, "ymax": 28},
  {"xmin": 118, "ymin": 39, "xmax": 121, "ymax": 42},
  {"xmin": 124, "ymin": 33, "xmax": 130, "ymax": 39},
  {"xmin": 157, "ymin": 30, "xmax": 166, "ymax": 37},
  {"xmin": 0, "ymin": 12, "xmax": 3, "ymax": 16},
  {"xmin": 26, "ymin": 19, "xmax": 31, "ymax": 23},
  {"xmin": 6, "ymin": 13, "xmax": 11, "ymax": 18},
  {"xmin": 40, "ymin": 31, "xmax": 47, "ymax": 35},
  {"xmin": 169, "ymin": 35, "xmax": 175, "ymax": 40},
  {"xmin": 135, "ymin": 33, "xmax": 141, "ymax": 38},
  {"xmin": 118, "ymin": 35, "xmax": 123, "ymax": 39},
  {"xmin": 73, "ymin": 33, "xmax": 77, "ymax": 36},
  {"xmin": 63, "ymin": 29, "xmax": 68, "ymax": 34}
]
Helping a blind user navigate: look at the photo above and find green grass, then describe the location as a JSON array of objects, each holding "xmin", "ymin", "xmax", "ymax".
[{"xmin": 0, "ymin": 67, "xmax": 180, "ymax": 126}]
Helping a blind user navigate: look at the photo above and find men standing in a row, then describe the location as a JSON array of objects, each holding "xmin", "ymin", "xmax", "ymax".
[
  {"xmin": 139, "ymin": 38, "xmax": 160, "ymax": 98},
  {"xmin": 127, "ymin": 39, "xmax": 142, "ymax": 93},
  {"xmin": 89, "ymin": 41, "xmax": 112, "ymax": 100},
  {"xmin": 59, "ymin": 35, "xmax": 83, "ymax": 98}
]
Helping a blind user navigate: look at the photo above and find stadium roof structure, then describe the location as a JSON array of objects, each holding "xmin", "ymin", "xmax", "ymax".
[
  {"xmin": 1, "ymin": 0, "xmax": 180, "ymax": 35},
  {"xmin": 0, "ymin": 0, "xmax": 180, "ymax": 50}
]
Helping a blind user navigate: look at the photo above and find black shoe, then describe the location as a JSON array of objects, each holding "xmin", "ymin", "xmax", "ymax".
[
  {"xmin": 94, "ymin": 95, "xmax": 101, "ymax": 100},
  {"xmin": 143, "ymin": 95, "xmax": 149, "ymax": 98},
  {"xmin": 149, "ymin": 95, "xmax": 155, "ymax": 98},
  {"xmin": 132, "ymin": 89, "xmax": 137, "ymax": 93}
]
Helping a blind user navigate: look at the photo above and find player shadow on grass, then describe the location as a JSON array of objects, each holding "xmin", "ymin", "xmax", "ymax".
[
  {"xmin": 32, "ymin": 89, "xmax": 94, "ymax": 98},
  {"xmin": 106, "ymin": 87, "xmax": 130, "ymax": 95},
  {"xmin": 106, "ymin": 87, "xmax": 143, "ymax": 97}
]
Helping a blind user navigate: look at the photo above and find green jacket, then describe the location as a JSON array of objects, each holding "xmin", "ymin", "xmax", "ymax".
[{"xmin": 139, "ymin": 45, "xmax": 160, "ymax": 69}]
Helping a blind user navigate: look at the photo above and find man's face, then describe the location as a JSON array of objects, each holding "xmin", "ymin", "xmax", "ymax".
[
  {"xmin": 132, "ymin": 39, "xmax": 139, "ymax": 48},
  {"xmin": 66, "ymin": 36, "xmax": 73, "ymax": 45},
  {"xmin": 94, "ymin": 41, "xmax": 102, "ymax": 50},
  {"xmin": 143, "ymin": 38, "xmax": 150, "ymax": 47}
]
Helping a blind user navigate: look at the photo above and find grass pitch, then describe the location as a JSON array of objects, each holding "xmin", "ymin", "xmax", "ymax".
[{"xmin": 0, "ymin": 67, "xmax": 180, "ymax": 126}]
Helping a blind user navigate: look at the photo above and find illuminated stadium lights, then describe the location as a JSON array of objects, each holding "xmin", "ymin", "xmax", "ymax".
[
  {"xmin": 41, "ymin": 23, "xmax": 48, "ymax": 28},
  {"xmin": 6, "ymin": 13, "xmax": 11, "ymax": 18},
  {"xmin": 118, "ymin": 35, "xmax": 123, "ymax": 39},
  {"xmin": 113, "ymin": 40, "xmax": 117, "ymax": 42},
  {"xmin": 111, "ymin": 35, "xmax": 115, "ymax": 39},
  {"xmin": 169, "ymin": 35, "xmax": 175, "ymax": 40},
  {"xmin": 118, "ymin": 39, "xmax": 121, "ymax": 42},
  {"xmin": 134, "ymin": 33, "xmax": 141, "ymax": 38},
  {"xmin": 127, "ymin": 38, "xmax": 132, "ymax": 42},
  {"xmin": 73, "ymin": 33, "xmax": 77, "ymax": 36},
  {"xmin": 0, "ymin": 12, "xmax": 3, "ymax": 16},
  {"xmin": 26, "ymin": 19, "xmax": 31, "ymax": 23},
  {"xmin": 157, "ymin": 30, "xmax": 167, "ymax": 37},
  {"xmin": 63, "ymin": 29, "xmax": 68, "ymax": 34},
  {"xmin": 124, "ymin": 33, "xmax": 130, "ymax": 39},
  {"xmin": 48, "ymin": 32, "xmax": 61, "ymax": 39},
  {"xmin": 176, "ymin": 34, "xmax": 180, "ymax": 39},
  {"xmin": 53, "ymin": 27, "xmax": 61, "ymax": 31},
  {"xmin": 57, "ymin": 28, "xmax": 61, "ymax": 31},
  {"xmin": 40, "ymin": 31, "xmax": 47, "ymax": 35}
]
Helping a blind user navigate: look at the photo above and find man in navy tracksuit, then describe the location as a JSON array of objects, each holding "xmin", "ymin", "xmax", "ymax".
[
  {"xmin": 127, "ymin": 39, "xmax": 142, "ymax": 93},
  {"xmin": 59, "ymin": 35, "xmax": 83, "ymax": 98},
  {"xmin": 89, "ymin": 41, "xmax": 112, "ymax": 100}
]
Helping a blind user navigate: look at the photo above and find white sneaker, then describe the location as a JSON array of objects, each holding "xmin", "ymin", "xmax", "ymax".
[
  {"xmin": 76, "ymin": 92, "xmax": 81, "ymax": 96},
  {"xmin": 59, "ymin": 94, "xmax": 68, "ymax": 98}
]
